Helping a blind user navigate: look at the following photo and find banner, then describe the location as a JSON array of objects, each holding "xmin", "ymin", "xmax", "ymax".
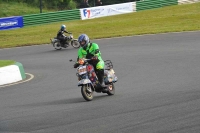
[
  {"xmin": 178, "ymin": 0, "xmax": 200, "ymax": 4},
  {"xmin": 0, "ymin": 16, "xmax": 23, "ymax": 30},
  {"xmin": 80, "ymin": 2, "xmax": 135, "ymax": 20}
]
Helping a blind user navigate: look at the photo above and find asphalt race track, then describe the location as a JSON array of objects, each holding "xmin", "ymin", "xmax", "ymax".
[{"xmin": 0, "ymin": 31, "xmax": 200, "ymax": 133}]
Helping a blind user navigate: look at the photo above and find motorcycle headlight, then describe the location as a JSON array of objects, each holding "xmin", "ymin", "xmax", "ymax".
[
  {"xmin": 78, "ymin": 58, "xmax": 85, "ymax": 65},
  {"xmin": 77, "ymin": 66, "xmax": 87, "ymax": 75}
]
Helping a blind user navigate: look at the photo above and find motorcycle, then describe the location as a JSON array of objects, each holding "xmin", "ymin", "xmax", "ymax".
[
  {"xmin": 50, "ymin": 34, "xmax": 80, "ymax": 50},
  {"xmin": 70, "ymin": 58, "xmax": 118, "ymax": 101}
]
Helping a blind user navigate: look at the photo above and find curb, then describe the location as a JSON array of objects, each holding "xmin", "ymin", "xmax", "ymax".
[{"xmin": 0, "ymin": 62, "xmax": 26, "ymax": 85}]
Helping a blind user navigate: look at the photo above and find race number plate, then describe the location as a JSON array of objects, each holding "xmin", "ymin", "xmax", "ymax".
[{"xmin": 78, "ymin": 66, "xmax": 87, "ymax": 75}]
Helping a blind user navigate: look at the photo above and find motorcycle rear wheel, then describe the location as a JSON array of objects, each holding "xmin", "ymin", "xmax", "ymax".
[
  {"xmin": 53, "ymin": 42, "xmax": 62, "ymax": 50},
  {"xmin": 71, "ymin": 40, "xmax": 80, "ymax": 48},
  {"xmin": 81, "ymin": 84, "xmax": 93, "ymax": 101},
  {"xmin": 107, "ymin": 83, "xmax": 115, "ymax": 95}
]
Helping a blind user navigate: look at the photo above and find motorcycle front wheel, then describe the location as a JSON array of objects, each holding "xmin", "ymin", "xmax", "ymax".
[
  {"xmin": 71, "ymin": 40, "xmax": 80, "ymax": 48},
  {"xmin": 81, "ymin": 84, "xmax": 93, "ymax": 101}
]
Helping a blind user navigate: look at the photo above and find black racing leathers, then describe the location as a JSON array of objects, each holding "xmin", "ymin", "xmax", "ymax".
[{"xmin": 57, "ymin": 29, "xmax": 71, "ymax": 45}]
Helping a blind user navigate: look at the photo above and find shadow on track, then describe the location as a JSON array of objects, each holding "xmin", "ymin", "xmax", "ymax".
[
  {"xmin": 19, "ymin": 95, "xmax": 114, "ymax": 107},
  {"xmin": 16, "ymin": 97, "xmax": 87, "ymax": 107}
]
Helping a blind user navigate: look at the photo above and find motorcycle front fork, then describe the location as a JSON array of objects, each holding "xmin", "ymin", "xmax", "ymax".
[{"xmin": 86, "ymin": 84, "xmax": 92, "ymax": 93}]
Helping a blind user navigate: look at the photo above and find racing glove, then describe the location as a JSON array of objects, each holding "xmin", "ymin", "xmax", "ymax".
[{"xmin": 74, "ymin": 63, "xmax": 79, "ymax": 68}]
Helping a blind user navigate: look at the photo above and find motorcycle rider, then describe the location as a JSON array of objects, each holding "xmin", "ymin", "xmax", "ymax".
[
  {"xmin": 74, "ymin": 34, "xmax": 108, "ymax": 91},
  {"xmin": 57, "ymin": 24, "xmax": 71, "ymax": 47}
]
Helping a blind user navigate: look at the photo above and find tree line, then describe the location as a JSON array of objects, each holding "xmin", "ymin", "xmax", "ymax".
[{"xmin": 1, "ymin": 0, "xmax": 140, "ymax": 10}]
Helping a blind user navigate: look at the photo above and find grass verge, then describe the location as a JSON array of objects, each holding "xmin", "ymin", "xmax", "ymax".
[{"xmin": 0, "ymin": 60, "xmax": 15, "ymax": 68}]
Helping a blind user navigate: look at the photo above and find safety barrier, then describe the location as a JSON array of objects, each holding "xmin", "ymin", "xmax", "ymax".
[
  {"xmin": 23, "ymin": 9, "xmax": 81, "ymax": 26},
  {"xmin": 0, "ymin": 62, "xmax": 26, "ymax": 86},
  {"xmin": 136, "ymin": 0, "xmax": 178, "ymax": 11}
]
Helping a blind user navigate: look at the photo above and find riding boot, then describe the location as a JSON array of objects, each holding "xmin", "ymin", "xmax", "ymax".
[
  {"xmin": 63, "ymin": 37, "xmax": 68, "ymax": 48},
  {"xmin": 97, "ymin": 69, "xmax": 108, "ymax": 92},
  {"xmin": 61, "ymin": 41, "xmax": 67, "ymax": 48},
  {"xmin": 60, "ymin": 41, "xmax": 64, "ymax": 47}
]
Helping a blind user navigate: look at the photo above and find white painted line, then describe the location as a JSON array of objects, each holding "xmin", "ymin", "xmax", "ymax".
[{"xmin": 0, "ymin": 73, "xmax": 34, "ymax": 88}]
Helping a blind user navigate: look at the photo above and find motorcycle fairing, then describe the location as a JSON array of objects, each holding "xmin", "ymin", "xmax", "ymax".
[{"xmin": 78, "ymin": 79, "xmax": 92, "ymax": 86}]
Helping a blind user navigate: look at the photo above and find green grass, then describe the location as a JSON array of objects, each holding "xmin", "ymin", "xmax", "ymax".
[
  {"xmin": 0, "ymin": 2, "xmax": 200, "ymax": 49},
  {"xmin": 0, "ymin": 2, "xmax": 54, "ymax": 17},
  {"xmin": 0, "ymin": 60, "xmax": 15, "ymax": 67}
]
